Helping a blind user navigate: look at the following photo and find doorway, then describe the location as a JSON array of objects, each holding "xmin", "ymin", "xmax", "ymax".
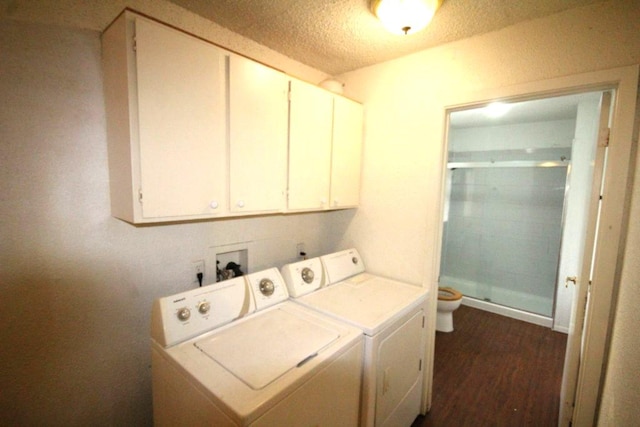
[
  {"xmin": 422, "ymin": 65, "xmax": 638, "ymax": 426},
  {"xmin": 439, "ymin": 91, "xmax": 607, "ymax": 332},
  {"xmin": 439, "ymin": 89, "xmax": 612, "ymax": 423}
]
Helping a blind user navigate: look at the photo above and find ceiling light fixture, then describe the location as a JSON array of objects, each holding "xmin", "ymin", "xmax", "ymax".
[
  {"xmin": 484, "ymin": 102, "xmax": 512, "ymax": 118},
  {"xmin": 371, "ymin": 0, "xmax": 443, "ymax": 35}
]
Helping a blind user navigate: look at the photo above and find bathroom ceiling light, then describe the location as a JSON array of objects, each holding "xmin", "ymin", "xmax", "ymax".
[
  {"xmin": 371, "ymin": 0, "xmax": 443, "ymax": 35},
  {"xmin": 484, "ymin": 102, "xmax": 512, "ymax": 118}
]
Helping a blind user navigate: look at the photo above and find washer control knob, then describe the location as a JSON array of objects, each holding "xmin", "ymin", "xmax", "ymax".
[
  {"xmin": 177, "ymin": 307, "xmax": 191, "ymax": 321},
  {"xmin": 301, "ymin": 267, "xmax": 315, "ymax": 284},
  {"xmin": 198, "ymin": 302, "xmax": 211, "ymax": 314},
  {"xmin": 259, "ymin": 278, "xmax": 275, "ymax": 296}
]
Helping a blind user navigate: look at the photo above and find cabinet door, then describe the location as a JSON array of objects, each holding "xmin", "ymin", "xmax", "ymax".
[
  {"xmin": 330, "ymin": 96, "xmax": 363, "ymax": 208},
  {"xmin": 135, "ymin": 18, "xmax": 227, "ymax": 219},
  {"xmin": 229, "ymin": 55, "xmax": 288, "ymax": 213},
  {"xmin": 288, "ymin": 79, "xmax": 333, "ymax": 210}
]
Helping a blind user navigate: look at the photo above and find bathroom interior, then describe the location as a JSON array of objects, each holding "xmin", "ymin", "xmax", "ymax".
[{"xmin": 436, "ymin": 89, "xmax": 607, "ymax": 334}]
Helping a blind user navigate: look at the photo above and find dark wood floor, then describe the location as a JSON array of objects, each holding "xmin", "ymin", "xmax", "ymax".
[{"xmin": 412, "ymin": 305, "xmax": 567, "ymax": 427}]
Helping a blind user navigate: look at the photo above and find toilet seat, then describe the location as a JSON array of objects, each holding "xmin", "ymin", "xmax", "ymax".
[{"xmin": 438, "ymin": 287, "xmax": 462, "ymax": 301}]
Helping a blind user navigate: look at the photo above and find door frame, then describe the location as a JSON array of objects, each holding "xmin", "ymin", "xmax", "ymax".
[{"xmin": 427, "ymin": 64, "xmax": 638, "ymax": 425}]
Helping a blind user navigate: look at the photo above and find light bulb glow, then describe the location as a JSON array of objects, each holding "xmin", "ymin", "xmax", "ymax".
[
  {"xmin": 373, "ymin": 0, "xmax": 440, "ymax": 35},
  {"xmin": 484, "ymin": 102, "xmax": 512, "ymax": 117}
]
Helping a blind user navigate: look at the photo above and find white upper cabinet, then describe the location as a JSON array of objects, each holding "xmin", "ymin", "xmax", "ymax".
[
  {"xmin": 288, "ymin": 79, "xmax": 334, "ymax": 210},
  {"xmin": 330, "ymin": 96, "xmax": 363, "ymax": 209},
  {"xmin": 103, "ymin": 13, "xmax": 227, "ymax": 223},
  {"xmin": 288, "ymin": 79, "xmax": 364, "ymax": 211},
  {"xmin": 103, "ymin": 11, "xmax": 362, "ymax": 223},
  {"xmin": 228, "ymin": 54, "xmax": 288, "ymax": 213}
]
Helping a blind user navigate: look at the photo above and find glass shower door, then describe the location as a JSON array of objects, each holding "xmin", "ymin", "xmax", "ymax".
[{"xmin": 440, "ymin": 163, "xmax": 568, "ymax": 317}]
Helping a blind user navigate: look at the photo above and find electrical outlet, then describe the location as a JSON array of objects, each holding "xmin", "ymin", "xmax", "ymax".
[
  {"xmin": 296, "ymin": 242, "xmax": 306, "ymax": 258},
  {"xmin": 192, "ymin": 260, "xmax": 205, "ymax": 286}
]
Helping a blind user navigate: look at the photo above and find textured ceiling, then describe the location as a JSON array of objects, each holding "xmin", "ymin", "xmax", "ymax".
[
  {"xmin": 165, "ymin": 0, "xmax": 604, "ymax": 75},
  {"xmin": 0, "ymin": 0, "xmax": 605, "ymax": 76}
]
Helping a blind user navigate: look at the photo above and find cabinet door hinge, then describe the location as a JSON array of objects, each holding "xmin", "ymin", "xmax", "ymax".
[
  {"xmin": 132, "ymin": 36, "xmax": 137, "ymax": 52},
  {"xmin": 138, "ymin": 188, "xmax": 143, "ymax": 204},
  {"xmin": 422, "ymin": 316, "xmax": 425, "ymax": 328},
  {"xmin": 419, "ymin": 359, "xmax": 423, "ymax": 371}
]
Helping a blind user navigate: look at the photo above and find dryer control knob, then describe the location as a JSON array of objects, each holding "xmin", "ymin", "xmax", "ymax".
[
  {"xmin": 177, "ymin": 307, "xmax": 191, "ymax": 321},
  {"xmin": 301, "ymin": 267, "xmax": 315, "ymax": 284},
  {"xmin": 198, "ymin": 302, "xmax": 211, "ymax": 314},
  {"xmin": 259, "ymin": 278, "xmax": 275, "ymax": 296}
]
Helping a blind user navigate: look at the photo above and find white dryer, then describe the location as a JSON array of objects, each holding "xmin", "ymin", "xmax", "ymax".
[
  {"xmin": 151, "ymin": 267, "xmax": 364, "ymax": 426},
  {"xmin": 281, "ymin": 249, "xmax": 429, "ymax": 427}
]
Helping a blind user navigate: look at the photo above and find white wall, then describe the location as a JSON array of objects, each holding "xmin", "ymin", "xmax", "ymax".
[
  {"xmin": 0, "ymin": 16, "xmax": 352, "ymax": 427},
  {"xmin": 450, "ymin": 119, "xmax": 576, "ymax": 153},
  {"xmin": 336, "ymin": 0, "xmax": 640, "ymax": 423}
]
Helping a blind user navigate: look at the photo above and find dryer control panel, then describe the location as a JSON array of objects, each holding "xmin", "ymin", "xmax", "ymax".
[{"xmin": 320, "ymin": 248, "xmax": 366, "ymax": 285}]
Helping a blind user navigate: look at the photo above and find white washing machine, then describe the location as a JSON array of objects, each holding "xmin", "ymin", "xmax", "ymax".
[
  {"xmin": 151, "ymin": 267, "xmax": 364, "ymax": 427},
  {"xmin": 281, "ymin": 249, "xmax": 429, "ymax": 427}
]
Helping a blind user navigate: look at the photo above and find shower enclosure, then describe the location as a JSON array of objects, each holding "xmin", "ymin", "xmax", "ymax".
[
  {"xmin": 439, "ymin": 92, "xmax": 604, "ymax": 324},
  {"xmin": 440, "ymin": 159, "xmax": 568, "ymax": 317}
]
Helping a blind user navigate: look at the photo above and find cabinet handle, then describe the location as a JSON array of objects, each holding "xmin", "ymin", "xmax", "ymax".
[
  {"xmin": 237, "ymin": 200, "xmax": 245, "ymax": 208},
  {"xmin": 209, "ymin": 201, "xmax": 219, "ymax": 209}
]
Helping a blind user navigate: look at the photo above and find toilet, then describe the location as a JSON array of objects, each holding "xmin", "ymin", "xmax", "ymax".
[{"xmin": 436, "ymin": 287, "xmax": 463, "ymax": 332}]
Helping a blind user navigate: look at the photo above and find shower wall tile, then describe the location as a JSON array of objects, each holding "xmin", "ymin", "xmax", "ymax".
[{"xmin": 441, "ymin": 164, "xmax": 567, "ymax": 316}]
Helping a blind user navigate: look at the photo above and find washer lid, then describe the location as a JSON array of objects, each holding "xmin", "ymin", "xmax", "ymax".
[{"xmin": 195, "ymin": 307, "xmax": 340, "ymax": 390}]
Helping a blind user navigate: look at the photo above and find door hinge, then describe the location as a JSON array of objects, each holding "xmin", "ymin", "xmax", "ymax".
[
  {"xmin": 422, "ymin": 316, "xmax": 425, "ymax": 328},
  {"xmin": 132, "ymin": 36, "xmax": 137, "ymax": 52},
  {"xmin": 138, "ymin": 188, "xmax": 143, "ymax": 204},
  {"xmin": 419, "ymin": 359, "xmax": 423, "ymax": 371}
]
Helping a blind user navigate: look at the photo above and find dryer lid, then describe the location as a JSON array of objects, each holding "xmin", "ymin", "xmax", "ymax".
[
  {"xmin": 298, "ymin": 273, "xmax": 428, "ymax": 336},
  {"xmin": 194, "ymin": 307, "xmax": 340, "ymax": 390}
]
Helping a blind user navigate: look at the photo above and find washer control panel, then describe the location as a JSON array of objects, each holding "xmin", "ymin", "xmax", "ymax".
[
  {"xmin": 246, "ymin": 268, "xmax": 289, "ymax": 310},
  {"xmin": 151, "ymin": 276, "xmax": 254, "ymax": 348},
  {"xmin": 152, "ymin": 268, "xmax": 296, "ymax": 348},
  {"xmin": 280, "ymin": 257, "xmax": 325, "ymax": 298}
]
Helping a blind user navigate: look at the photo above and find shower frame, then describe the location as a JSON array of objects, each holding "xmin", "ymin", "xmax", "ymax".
[{"xmin": 441, "ymin": 158, "xmax": 572, "ymax": 326}]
